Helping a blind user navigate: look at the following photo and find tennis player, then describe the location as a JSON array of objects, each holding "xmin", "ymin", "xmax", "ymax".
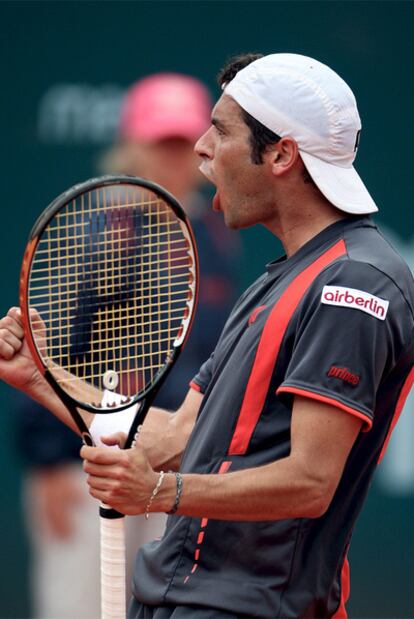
[{"xmin": 1, "ymin": 53, "xmax": 414, "ymax": 618}]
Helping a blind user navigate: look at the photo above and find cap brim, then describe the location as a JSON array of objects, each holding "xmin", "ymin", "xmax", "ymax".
[{"xmin": 300, "ymin": 151, "xmax": 378, "ymax": 215}]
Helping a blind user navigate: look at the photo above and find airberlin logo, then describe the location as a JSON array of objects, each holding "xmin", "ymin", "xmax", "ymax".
[{"xmin": 321, "ymin": 285, "xmax": 389, "ymax": 320}]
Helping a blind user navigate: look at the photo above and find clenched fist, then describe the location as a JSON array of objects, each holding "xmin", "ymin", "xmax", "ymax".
[{"xmin": 0, "ymin": 307, "xmax": 44, "ymax": 394}]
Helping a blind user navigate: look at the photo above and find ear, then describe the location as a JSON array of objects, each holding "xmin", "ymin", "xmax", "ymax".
[{"xmin": 267, "ymin": 137, "xmax": 300, "ymax": 177}]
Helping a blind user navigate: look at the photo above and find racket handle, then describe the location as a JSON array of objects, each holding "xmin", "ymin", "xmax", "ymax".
[{"xmin": 100, "ymin": 507, "xmax": 126, "ymax": 619}]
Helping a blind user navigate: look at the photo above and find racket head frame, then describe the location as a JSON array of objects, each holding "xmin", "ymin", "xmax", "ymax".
[{"xmin": 19, "ymin": 175, "xmax": 199, "ymax": 420}]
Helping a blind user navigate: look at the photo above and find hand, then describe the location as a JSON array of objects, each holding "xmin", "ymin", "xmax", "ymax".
[
  {"xmin": 81, "ymin": 441, "xmax": 167, "ymax": 515},
  {"xmin": 31, "ymin": 465, "xmax": 85, "ymax": 540},
  {"xmin": 0, "ymin": 306, "xmax": 89, "ymax": 433},
  {"xmin": 0, "ymin": 307, "xmax": 45, "ymax": 395}
]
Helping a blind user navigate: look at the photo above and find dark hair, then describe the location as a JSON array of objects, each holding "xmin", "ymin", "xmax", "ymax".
[{"xmin": 218, "ymin": 53, "xmax": 281, "ymax": 165}]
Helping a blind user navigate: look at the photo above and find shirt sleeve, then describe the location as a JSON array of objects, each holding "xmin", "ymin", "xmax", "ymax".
[
  {"xmin": 190, "ymin": 352, "xmax": 215, "ymax": 394},
  {"xmin": 277, "ymin": 260, "xmax": 411, "ymax": 431}
]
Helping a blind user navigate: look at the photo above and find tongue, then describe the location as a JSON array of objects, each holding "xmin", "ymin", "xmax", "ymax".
[{"xmin": 212, "ymin": 192, "xmax": 221, "ymax": 212}]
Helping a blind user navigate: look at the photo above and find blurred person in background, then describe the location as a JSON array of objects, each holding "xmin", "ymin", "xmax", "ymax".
[
  {"xmin": 14, "ymin": 72, "xmax": 241, "ymax": 619},
  {"xmin": 103, "ymin": 73, "xmax": 241, "ymax": 407}
]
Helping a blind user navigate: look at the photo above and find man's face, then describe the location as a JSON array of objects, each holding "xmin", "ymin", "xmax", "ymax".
[{"xmin": 195, "ymin": 95, "xmax": 276, "ymax": 229}]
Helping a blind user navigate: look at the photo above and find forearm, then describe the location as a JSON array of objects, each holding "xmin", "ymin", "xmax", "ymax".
[
  {"xmin": 28, "ymin": 377, "xmax": 77, "ymax": 431},
  {"xmin": 29, "ymin": 375, "xmax": 91, "ymax": 435},
  {"xmin": 139, "ymin": 388, "xmax": 201, "ymax": 471},
  {"xmin": 156, "ymin": 457, "xmax": 328, "ymax": 520},
  {"xmin": 140, "ymin": 406, "xmax": 192, "ymax": 472}
]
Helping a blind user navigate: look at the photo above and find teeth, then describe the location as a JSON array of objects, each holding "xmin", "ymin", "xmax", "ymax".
[{"xmin": 198, "ymin": 161, "xmax": 216, "ymax": 185}]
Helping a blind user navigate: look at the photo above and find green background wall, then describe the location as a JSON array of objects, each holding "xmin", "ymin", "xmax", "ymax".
[{"xmin": 1, "ymin": 2, "xmax": 413, "ymax": 617}]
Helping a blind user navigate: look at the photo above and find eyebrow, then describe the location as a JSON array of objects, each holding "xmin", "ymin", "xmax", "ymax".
[{"xmin": 211, "ymin": 117, "xmax": 227, "ymax": 131}]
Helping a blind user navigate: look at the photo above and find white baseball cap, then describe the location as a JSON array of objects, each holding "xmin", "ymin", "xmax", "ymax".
[{"xmin": 224, "ymin": 53, "xmax": 378, "ymax": 215}]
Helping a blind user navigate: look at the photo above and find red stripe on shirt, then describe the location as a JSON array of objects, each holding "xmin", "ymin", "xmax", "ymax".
[
  {"xmin": 228, "ymin": 239, "xmax": 347, "ymax": 456},
  {"xmin": 332, "ymin": 554, "xmax": 350, "ymax": 619},
  {"xmin": 377, "ymin": 366, "xmax": 414, "ymax": 463},
  {"xmin": 184, "ymin": 460, "xmax": 232, "ymax": 584},
  {"xmin": 218, "ymin": 460, "xmax": 232, "ymax": 473},
  {"xmin": 189, "ymin": 380, "xmax": 202, "ymax": 393}
]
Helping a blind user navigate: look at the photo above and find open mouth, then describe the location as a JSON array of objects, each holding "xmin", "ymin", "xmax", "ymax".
[
  {"xmin": 198, "ymin": 160, "xmax": 216, "ymax": 186},
  {"xmin": 212, "ymin": 192, "xmax": 221, "ymax": 211},
  {"xmin": 199, "ymin": 161, "xmax": 222, "ymax": 212}
]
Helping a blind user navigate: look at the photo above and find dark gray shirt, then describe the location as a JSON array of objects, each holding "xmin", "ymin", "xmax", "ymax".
[{"xmin": 133, "ymin": 216, "xmax": 414, "ymax": 619}]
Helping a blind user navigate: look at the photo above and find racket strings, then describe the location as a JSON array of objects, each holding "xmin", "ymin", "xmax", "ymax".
[
  {"xmin": 36, "ymin": 308, "xmax": 188, "ymax": 353},
  {"xmin": 28, "ymin": 185, "xmax": 195, "ymax": 404},
  {"xmin": 27, "ymin": 251, "xmax": 192, "ymax": 278},
  {"xmin": 53, "ymin": 196, "xmax": 164, "ymax": 218},
  {"xmin": 33, "ymin": 302, "xmax": 189, "ymax": 331},
  {"xmin": 34, "ymin": 227, "xmax": 186, "ymax": 253},
  {"xmin": 28, "ymin": 270, "xmax": 191, "ymax": 301}
]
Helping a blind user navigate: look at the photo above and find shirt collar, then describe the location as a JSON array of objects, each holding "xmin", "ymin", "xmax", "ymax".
[{"xmin": 266, "ymin": 215, "xmax": 375, "ymax": 275}]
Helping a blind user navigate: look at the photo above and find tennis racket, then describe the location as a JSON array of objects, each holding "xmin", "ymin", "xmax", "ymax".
[{"xmin": 19, "ymin": 175, "xmax": 198, "ymax": 619}]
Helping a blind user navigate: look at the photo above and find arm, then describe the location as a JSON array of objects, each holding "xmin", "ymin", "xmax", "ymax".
[
  {"xmin": 81, "ymin": 395, "xmax": 362, "ymax": 518},
  {"xmin": 167, "ymin": 395, "xmax": 362, "ymax": 519},
  {"xmin": 0, "ymin": 307, "xmax": 202, "ymax": 455},
  {"xmin": 137, "ymin": 388, "xmax": 203, "ymax": 471},
  {"xmin": 0, "ymin": 307, "xmax": 80, "ymax": 432},
  {"xmin": 99, "ymin": 387, "xmax": 202, "ymax": 471}
]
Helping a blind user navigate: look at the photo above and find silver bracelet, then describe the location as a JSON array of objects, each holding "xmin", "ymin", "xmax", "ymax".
[
  {"xmin": 167, "ymin": 472, "xmax": 183, "ymax": 515},
  {"xmin": 145, "ymin": 471, "xmax": 165, "ymax": 520}
]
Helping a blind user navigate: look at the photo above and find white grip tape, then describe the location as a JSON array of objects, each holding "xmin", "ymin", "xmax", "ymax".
[{"xmin": 100, "ymin": 515, "xmax": 126, "ymax": 619}]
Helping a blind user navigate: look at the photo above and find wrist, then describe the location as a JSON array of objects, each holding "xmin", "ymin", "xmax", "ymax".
[
  {"xmin": 26, "ymin": 371, "xmax": 48, "ymax": 399},
  {"xmin": 151, "ymin": 472, "xmax": 178, "ymax": 514},
  {"xmin": 166, "ymin": 472, "xmax": 183, "ymax": 515}
]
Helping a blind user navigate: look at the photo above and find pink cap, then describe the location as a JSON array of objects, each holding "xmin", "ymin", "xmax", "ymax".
[{"xmin": 119, "ymin": 73, "xmax": 212, "ymax": 143}]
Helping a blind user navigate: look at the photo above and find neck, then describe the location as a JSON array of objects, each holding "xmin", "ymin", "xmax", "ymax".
[{"xmin": 264, "ymin": 193, "xmax": 347, "ymax": 257}]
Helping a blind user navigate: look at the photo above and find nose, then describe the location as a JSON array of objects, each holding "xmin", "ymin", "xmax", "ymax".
[{"xmin": 194, "ymin": 126, "xmax": 214, "ymax": 160}]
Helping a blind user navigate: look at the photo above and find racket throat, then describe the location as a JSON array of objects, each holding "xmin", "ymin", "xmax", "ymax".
[
  {"xmin": 124, "ymin": 397, "xmax": 150, "ymax": 449},
  {"xmin": 44, "ymin": 370, "xmax": 95, "ymax": 445}
]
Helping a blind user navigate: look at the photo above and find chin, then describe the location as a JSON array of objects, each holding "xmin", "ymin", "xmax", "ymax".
[
  {"xmin": 223, "ymin": 215, "xmax": 240, "ymax": 230},
  {"xmin": 224, "ymin": 213, "xmax": 253, "ymax": 230}
]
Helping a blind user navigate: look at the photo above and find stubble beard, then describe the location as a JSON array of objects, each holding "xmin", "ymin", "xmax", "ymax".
[{"xmin": 223, "ymin": 201, "xmax": 257, "ymax": 230}]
